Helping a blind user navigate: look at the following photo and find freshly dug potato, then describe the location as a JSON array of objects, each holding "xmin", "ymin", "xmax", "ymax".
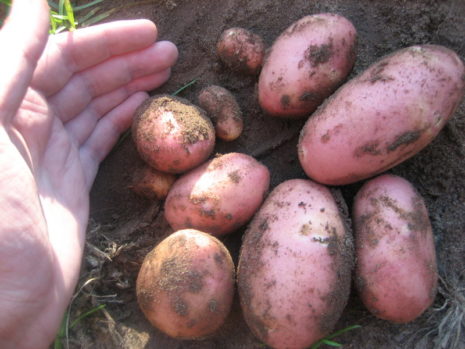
[
  {"xmin": 129, "ymin": 165, "xmax": 177, "ymax": 200},
  {"xmin": 298, "ymin": 44, "xmax": 465, "ymax": 185},
  {"xmin": 136, "ymin": 229, "xmax": 235, "ymax": 339},
  {"xmin": 238, "ymin": 179, "xmax": 353, "ymax": 349},
  {"xmin": 198, "ymin": 85, "xmax": 244, "ymax": 141},
  {"xmin": 164, "ymin": 152, "xmax": 270, "ymax": 236},
  {"xmin": 353, "ymin": 174, "xmax": 438, "ymax": 323},
  {"xmin": 132, "ymin": 95, "xmax": 215, "ymax": 174},
  {"xmin": 258, "ymin": 13, "xmax": 357, "ymax": 118},
  {"xmin": 216, "ymin": 27, "xmax": 265, "ymax": 75}
]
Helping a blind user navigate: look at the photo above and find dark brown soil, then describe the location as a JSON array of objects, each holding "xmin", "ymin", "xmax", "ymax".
[{"xmin": 73, "ymin": 0, "xmax": 465, "ymax": 348}]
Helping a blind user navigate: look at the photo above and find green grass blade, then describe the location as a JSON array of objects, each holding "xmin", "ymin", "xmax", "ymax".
[
  {"xmin": 172, "ymin": 79, "xmax": 198, "ymax": 96},
  {"xmin": 321, "ymin": 339, "xmax": 342, "ymax": 347},
  {"xmin": 326, "ymin": 325, "xmax": 362, "ymax": 339},
  {"xmin": 77, "ymin": 6, "xmax": 102, "ymax": 25},
  {"xmin": 310, "ymin": 325, "xmax": 361, "ymax": 349},
  {"xmin": 64, "ymin": 0, "xmax": 76, "ymax": 30},
  {"xmin": 58, "ymin": 0, "xmax": 64, "ymax": 16},
  {"xmin": 69, "ymin": 304, "xmax": 106, "ymax": 329},
  {"xmin": 53, "ymin": 311, "xmax": 69, "ymax": 349},
  {"xmin": 74, "ymin": 0, "xmax": 105, "ymax": 12},
  {"xmin": 80, "ymin": 9, "xmax": 115, "ymax": 27}
]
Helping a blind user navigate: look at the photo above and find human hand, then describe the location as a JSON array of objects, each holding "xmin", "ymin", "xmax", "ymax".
[{"xmin": 0, "ymin": 0, "xmax": 178, "ymax": 347}]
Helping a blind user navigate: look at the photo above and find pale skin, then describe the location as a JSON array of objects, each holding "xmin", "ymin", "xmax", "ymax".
[{"xmin": 0, "ymin": 0, "xmax": 178, "ymax": 348}]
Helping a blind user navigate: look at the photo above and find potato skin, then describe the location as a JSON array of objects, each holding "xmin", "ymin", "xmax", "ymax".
[
  {"xmin": 258, "ymin": 13, "xmax": 357, "ymax": 118},
  {"xmin": 353, "ymin": 174, "xmax": 438, "ymax": 323},
  {"xmin": 198, "ymin": 85, "xmax": 244, "ymax": 141},
  {"xmin": 217, "ymin": 27, "xmax": 265, "ymax": 75},
  {"xmin": 132, "ymin": 95, "xmax": 215, "ymax": 174},
  {"xmin": 164, "ymin": 152, "xmax": 270, "ymax": 236},
  {"xmin": 298, "ymin": 45, "xmax": 465, "ymax": 185},
  {"xmin": 237, "ymin": 179, "xmax": 353, "ymax": 349},
  {"xmin": 129, "ymin": 165, "xmax": 176, "ymax": 200},
  {"xmin": 136, "ymin": 229, "xmax": 235, "ymax": 339}
]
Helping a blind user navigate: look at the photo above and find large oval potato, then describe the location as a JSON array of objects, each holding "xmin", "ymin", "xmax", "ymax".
[
  {"xmin": 353, "ymin": 174, "xmax": 438, "ymax": 323},
  {"xmin": 258, "ymin": 13, "xmax": 357, "ymax": 118},
  {"xmin": 136, "ymin": 229, "xmax": 235, "ymax": 339},
  {"xmin": 132, "ymin": 95, "xmax": 215, "ymax": 174},
  {"xmin": 164, "ymin": 152, "xmax": 270, "ymax": 236},
  {"xmin": 237, "ymin": 179, "xmax": 353, "ymax": 349},
  {"xmin": 298, "ymin": 45, "xmax": 465, "ymax": 185}
]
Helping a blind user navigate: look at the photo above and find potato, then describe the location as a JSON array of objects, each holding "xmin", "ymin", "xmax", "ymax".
[
  {"xmin": 217, "ymin": 27, "xmax": 265, "ymax": 75},
  {"xmin": 237, "ymin": 179, "xmax": 353, "ymax": 349},
  {"xmin": 132, "ymin": 95, "xmax": 215, "ymax": 174},
  {"xmin": 298, "ymin": 45, "xmax": 465, "ymax": 185},
  {"xmin": 164, "ymin": 152, "xmax": 270, "ymax": 236},
  {"xmin": 353, "ymin": 174, "xmax": 438, "ymax": 323},
  {"xmin": 129, "ymin": 165, "xmax": 176, "ymax": 200},
  {"xmin": 198, "ymin": 85, "xmax": 244, "ymax": 141},
  {"xmin": 136, "ymin": 229, "xmax": 235, "ymax": 339},
  {"xmin": 258, "ymin": 13, "xmax": 357, "ymax": 118}
]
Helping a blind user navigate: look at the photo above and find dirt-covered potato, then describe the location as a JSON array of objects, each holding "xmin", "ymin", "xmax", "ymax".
[
  {"xmin": 132, "ymin": 95, "xmax": 215, "ymax": 174},
  {"xmin": 164, "ymin": 152, "xmax": 270, "ymax": 236},
  {"xmin": 216, "ymin": 27, "xmax": 265, "ymax": 75},
  {"xmin": 298, "ymin": 45, "xmax": 465, "ymax": 185},
  {"xmin": 237, "ymin": 179, "xmax": 353, "ymax": 349},
  {"xmin": 136, "ymin": 229, "xmax": 235, "ymax": 339},
  {"xmin": 198, "ymin": 85, "xmax": 244, "ymax": 141},
  {"xmin": 129, "ymin": 165, "xmax": 176, "ymax": 200},
  {"xmin": 353, "ymin": 174, "xmax": 438, "ymax": 323},
  {"xmin": 258, "ymin": 13, "xmax": 357, "ymax": 118}
]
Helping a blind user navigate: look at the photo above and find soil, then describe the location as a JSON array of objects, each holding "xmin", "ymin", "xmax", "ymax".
[{"xmin": 70, "ymin": 0, "xmax": 465, "ymax": 348}]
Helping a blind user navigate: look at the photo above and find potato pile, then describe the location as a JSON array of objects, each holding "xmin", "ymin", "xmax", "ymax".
[{"xmin": 130, "ymin": 11, "xmax": 465, "ymax": 349}]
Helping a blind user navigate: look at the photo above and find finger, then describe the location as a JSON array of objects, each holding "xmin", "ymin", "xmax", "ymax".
[
  {"xmin": 32, "ymin": 19, "xmax": 159, "ymax": 96},
  {"xmin": 79, "ymin": 92, "xmax": 149, "ymax": 188},
  {"xmin": 49, "ymin": 40, "xmax": 178, "ymax": 123},
  {"xmin": 65, "ymin": 68, "xmax": 171, "ymax": 145},
  {"xmin": 0, "ymin": 0, "xmax": 49, "ymax": 123}
]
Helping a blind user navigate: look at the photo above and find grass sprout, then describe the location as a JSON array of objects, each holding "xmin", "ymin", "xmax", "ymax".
[
  {"xmin": 53, "ymin": 277, "xmax": 106, "ymax": 349},
  {"xmin": 172, "ymin": 78, "xmax": 198, "ymax": 96},
  {"xmin": 310, "ymin": 325, "xmax": 362, "ymax": 349},
  {"xmin": 0, "ymin": 0, "xmax": 111, "ymax": 33}
]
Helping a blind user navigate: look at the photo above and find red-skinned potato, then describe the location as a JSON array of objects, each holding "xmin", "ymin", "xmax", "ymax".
[
  {"xmin": 164, "ymin": 152, "xmax": 270, "ymax": 236},
  {"xmin": 353, "ymin": 174, "xmax": 438, "ymax": 323},
  {"xmin": 238, "ymin": 179, "xmax": 353, "ymax": 349},
  {"xmin": 217, "ymin": 27, "xmax": 265, "ymax": 75},
  {"xmin": 136, "ymin": 229, "xmax": 235, "ymax": 339},
  {"xmin": 129, "ymin": 165, "xmax": 176, "ymax": 200},
  {"xmin": 198, "ymin": 85, "xmax": 244, "ymax": 141},
  {"xmin": 258, "ymin": 13, "xmax": 357, "ymax": 118},
  {"xmin": 132, "ymin": 95, "xmax": 215, "ymax": 174},
  {"xmin": 298, "ymin": 45, "xmax": 465, "ymax": 185}
]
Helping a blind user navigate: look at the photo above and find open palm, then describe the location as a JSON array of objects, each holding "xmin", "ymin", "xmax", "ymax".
[{"xmin": 0, "ymin": 1, "xmax": 178, "ymax": 348}]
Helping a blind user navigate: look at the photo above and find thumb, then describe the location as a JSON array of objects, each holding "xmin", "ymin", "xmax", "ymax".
[{"xmin": 0, "ymin": 0, "xmax": 50, "ymax": 124}]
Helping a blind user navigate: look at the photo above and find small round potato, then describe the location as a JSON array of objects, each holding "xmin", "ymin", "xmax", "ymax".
[
  {"xmin": 129, "ymin": 165, "xmax": 176, "ymax": 200},
  {"xmin": 136, "ymin": 229, "xmax": 235, "ymax": 339},
  {"xmin": 353, "ymin": 174, "xmax": 438, "ymax": 323},
  {"xmin": 132, "ymin": 95, "xmax": 215, "ymax": 174},
  {"xmin": 217, "ymin": 27, "xmax": 265, "ymax": 75},
  {"xmin": 164, "ymin": 152, "xmax": 270, "ymax": 236},
  {"xmin": 198, "ymin": 85, "xmax": 244, "ymax": 141},
  {"xmin": 298, "ymin": 45, "xmax": 465, "ymax": 185},
  {"xmin": 258, "ymin": 13, "xmax": 357, "ymax": 118},
  {"xmin": 238, "ymin": 179, "xmax": 353, "ymax": 349}
]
